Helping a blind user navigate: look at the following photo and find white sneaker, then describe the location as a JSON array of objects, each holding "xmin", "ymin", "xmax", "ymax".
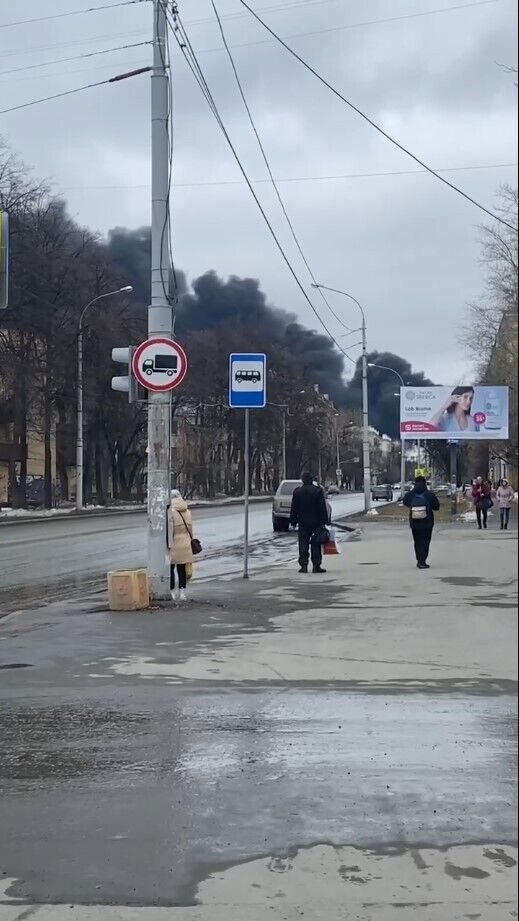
[
  {"xmin": 170, "ymin": 589, "xmax": 179, "ymax": 603},
  {"xmin": 179, "ymin": 589, "xmax": 187, "ymax": 603}
]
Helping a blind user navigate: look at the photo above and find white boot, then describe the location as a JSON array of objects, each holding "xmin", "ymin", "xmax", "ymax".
[
  {"xmin": 179, "ymin": 588, "xmax": 187, "ymax": 603},
  {"xmin": 170, "ymin": 588, "xmax": 179, "ymax": 603}
]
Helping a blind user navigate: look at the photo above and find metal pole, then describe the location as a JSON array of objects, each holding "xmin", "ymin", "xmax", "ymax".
[
  {"xmin": 361, "ymin": 320, "xmax": 371, "ymax": 511},
  {"xmin": 417, "ymin": 438, "xmax": 421, "ymax": 470},
  {"xmin": 400, "ymin": 437, "xmax": 406, "ymax": 497},
  {"xmin": 244, "ymin": 408, "xmax": 250, "ymax": 579},
  {"xmin": 76, "ymin": 328, "xmax": 84, "ymax": 511},
  {"xmin": 148, "ymin": 0, "xmax": 173, "ymax": 598},
  {"xmin": 282, "ymin": 409, "xmax": 287, "ymax": 481},
  {"xmin": 335, "ymin": 419, "xmax": 340, "ymax": 485},
  {"xmin": 450, "ymin": 441, "xmax": 458, "ymax": 516}
]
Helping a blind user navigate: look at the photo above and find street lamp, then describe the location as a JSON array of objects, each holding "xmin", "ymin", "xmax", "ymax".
[
  {"xmin": 312, "ymin": 283, "xmax": 371, "ymax": 511},
  {"xmin": 334, "ymin": 412, "xmax": 341, "ymax": 485},
  {"xmin": 76, "ymin": 285, "xmax": 133, "ymax": 510},
  {"xmin": 269, "ymin": 402, "xmax": 289, "ymax": 481},
  {"xmin": 367, "ymin": 362, "xmax": 406, "ymax": 494}
]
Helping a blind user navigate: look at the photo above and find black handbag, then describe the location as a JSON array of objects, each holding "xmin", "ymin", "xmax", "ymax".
[
  {"xmin": 178, "ymin": 510, "xmax": 203, "ymax": 555},
  {"xmin": 314, "ymin": 525, "xmax": 329, "ymax": 545}
]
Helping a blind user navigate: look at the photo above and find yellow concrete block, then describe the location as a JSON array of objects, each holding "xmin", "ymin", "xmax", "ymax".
[{"xmin": 107, "ymin": 568, "xmax": 150, "ymax": 611}]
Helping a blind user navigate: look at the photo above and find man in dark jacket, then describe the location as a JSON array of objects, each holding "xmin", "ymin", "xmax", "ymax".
[
  {"xmin": 290, "ymin": 473, "xmax": 329, "ymax": 574},
  {"xmin": 402, "ymin": 476, "xmax": 440, "ymax": 569}
]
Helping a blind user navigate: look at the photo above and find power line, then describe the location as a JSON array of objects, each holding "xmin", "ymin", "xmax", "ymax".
[
  {"xmin": 0, "ymin": 41, "xmax": 151, "ymax": 78},
  {"xmin": 237, "ymin": 0, "xmax": 517, "ymax": 232},
  {"xmin": 0, "ymin": 67, "xmax": 151, "ymax": 116},
  {"xmin": 0, "ymin": 29, "xmax": 148, "ymax": 61},
  {"xmin": 196, "ymin": 0, "xmax": 502, "ymax": 55},
  {"xmin": 185, "ymin": 0, "xmax": 499, "ymax": 32},
  {"xmin": 209, "ymin": 0, "xmax": 353, "ymax": 333},
  {"xmin": 58, "ymin": 162, "xmax": 518, "ymax": 191},
  {"xmin": 168, "ymin": 11, "xmax": 359, "ymax": 365},
  {"xmin": 0, "ymin": 0, "xmax": 149, "ymax": 30}
]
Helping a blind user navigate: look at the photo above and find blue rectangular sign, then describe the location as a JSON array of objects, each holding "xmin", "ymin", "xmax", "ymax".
[{"xmin": 229, "ymin": 353, "xmax": 267, "ymax": 408}]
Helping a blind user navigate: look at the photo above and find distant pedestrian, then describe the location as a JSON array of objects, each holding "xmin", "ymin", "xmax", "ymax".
[
  {"xmin": 472, "ymin": 477, "xmax": 493, "ymax": 530},
  {"xmin": 496, "ymin": 479, "xmax": 514, "ymax": 531},
  {"xmin": 402, "ymin": 476, "xmax": 440, "ymax": 570},
  {"xmin": 290, "ymin": 472, "xmax": 329, "ymax": 574},
  {"xmin": 168, "ymin": 490, "xmax": 196, "ymax": 602}
]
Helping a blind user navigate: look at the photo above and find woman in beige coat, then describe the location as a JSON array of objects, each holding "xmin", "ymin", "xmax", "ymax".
[{"xmin": 169, "ymin": 490, "xmax": 195, "ymax": 602}]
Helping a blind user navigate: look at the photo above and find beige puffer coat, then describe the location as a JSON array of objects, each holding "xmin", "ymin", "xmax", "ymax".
[{"xmin": 169, "ymin": 497, "xmax": 195, "ymax": 565}]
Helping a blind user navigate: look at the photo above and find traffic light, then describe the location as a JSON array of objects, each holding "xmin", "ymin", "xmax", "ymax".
[
  {"xmin": 0, "ymin": 211, "xmax": 8, "ymax": 310},
  {"xmin": 111, "ymin": 346, "xmax": 138, "ymax": 403}
]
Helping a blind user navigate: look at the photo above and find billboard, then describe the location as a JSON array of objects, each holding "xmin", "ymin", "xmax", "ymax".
[{"xmin": 400, "ymin": 385, "xmax": 509, "ymax": 440}]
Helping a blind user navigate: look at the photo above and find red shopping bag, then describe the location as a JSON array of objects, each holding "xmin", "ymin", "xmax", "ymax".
[{"xmin": 323, "ymin": 539, "xmax": 340, "ymax": 555}]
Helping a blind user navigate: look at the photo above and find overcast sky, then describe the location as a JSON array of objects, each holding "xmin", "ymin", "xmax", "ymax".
[{"xmin": 1, "ymin": 0, "xmax": 517, "ymax": 382}]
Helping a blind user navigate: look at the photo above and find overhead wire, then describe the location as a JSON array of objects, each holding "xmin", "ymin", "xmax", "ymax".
[
  {"xmin": 197, "ymin": 0, "xmax": 502, "ymax": 55},
  {"xmin": 184, "ymin": 0, "xmax": 499, "ymax": 31},
  {"xmin": 57, "ymin": 162, "xmax": 518, "ymax": 191},
  {"xmin": 167, "ymin": 9, "xmax": 359, "ymax": 365},
  {"xmin": 0, "ymin": 67, "xmax": 151, "ymax": 115},
  {"xmin": 0, "ymin": 0, "xmax": 149, "ymax": 30},
  {"xmin": 0, "ymin": 41, "xmax": 151, "ymax": 78},
  {"xmin": 237, "ymin": 0, "xmax": 517, "ymax": 232},
  {"xmin": 209, "ymin": 0, "xmax": 354, "ymax": 334}
]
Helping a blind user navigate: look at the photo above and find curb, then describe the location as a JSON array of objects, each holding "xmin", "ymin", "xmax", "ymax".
[{"xmin": 0, "ymin": 495, "xmax": 273, "ymax": 527}]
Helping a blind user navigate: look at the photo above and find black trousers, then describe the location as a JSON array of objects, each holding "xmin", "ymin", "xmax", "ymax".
[
  {"xmin": 411, "ymin": 524, "xmax": 433, "ymax": 565},
  {"xmin": 170, "ymin": 564, "xmax": 187, "ymax": 590},
  {"xmin": 500, "ymin": 507, "xmax": 511, "ymax": 528},
  {"xmin": 298, "ymin": 526, "xmax": 322, "ymax": 569},
  {"xmin": 476, "ymin": 506, "xmax": 488, "ymax": 529}
]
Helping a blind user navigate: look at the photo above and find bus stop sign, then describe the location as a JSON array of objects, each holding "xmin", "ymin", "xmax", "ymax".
[
  {"xmin": 132, "ymin": 337, "xmax": 188, "ymax": 392},
  {"xmin": 229, "ymin": 353, "xmax": 267, "ymax": 408}
]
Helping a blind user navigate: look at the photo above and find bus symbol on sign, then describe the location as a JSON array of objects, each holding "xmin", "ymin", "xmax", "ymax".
[{"xmin": 235, "ymin": 369, "xmax": 261, "ymax": 383}]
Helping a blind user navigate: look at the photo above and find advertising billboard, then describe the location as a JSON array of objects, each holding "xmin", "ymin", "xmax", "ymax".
[{"xmin": 400, "ymin": 385, "xmax": 509, "ymax": 440}]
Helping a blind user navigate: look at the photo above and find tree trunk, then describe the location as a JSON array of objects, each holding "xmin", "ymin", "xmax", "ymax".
[{"xmin": 43, "ymin": 388, "xmax": 52, "ymax": 509}]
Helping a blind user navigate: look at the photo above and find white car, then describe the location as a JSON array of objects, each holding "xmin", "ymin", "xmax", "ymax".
[
  {"xmin": 272, "ymin": 480, "xmax": 301, "ymax": 532},
  {"xmin": 272, "ymin": 480, "xmax": 332, "ymax": 532}
]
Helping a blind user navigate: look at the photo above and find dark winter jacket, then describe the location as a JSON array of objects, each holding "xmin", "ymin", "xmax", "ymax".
[
  {"xmin": 403, "ymin": 484, "xmax": 440, "ymax": 528},
  {"xmin": 290, "ymin": 483, "xmax": 329, "ymax": 531}
]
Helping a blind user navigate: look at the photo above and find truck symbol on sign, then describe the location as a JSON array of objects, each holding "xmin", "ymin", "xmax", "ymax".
[
  {"xmin": 143, "ymin": 354, "xmax": 178, "ymax": 376},
  {"xmin": 235, "ymin": 369, "xmax": 261, "ymax": 383}
]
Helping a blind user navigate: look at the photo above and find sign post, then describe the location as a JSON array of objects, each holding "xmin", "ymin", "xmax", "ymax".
[{"xmin": 229, "ymin": 353, "xmax": 267, "ymax": 579}]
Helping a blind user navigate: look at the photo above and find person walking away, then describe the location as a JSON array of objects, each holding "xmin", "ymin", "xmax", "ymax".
[
  {"xmin": 168, "ymin": 490, "xmax": 196, "ymax": 602},
  {"xmin": 290, "ymin": 472, "xmax": 329, "ymax": 574},
  {"xmin": 472, "ymin": 477, "xmax": 493, "ymax": 530},
  {"xmin": 496, "ymin": 479, "xmax": 514, "ymax": 530},
  {"xmin": 403, "ymin": 476, "xmax": 440, "ymax": 569}
]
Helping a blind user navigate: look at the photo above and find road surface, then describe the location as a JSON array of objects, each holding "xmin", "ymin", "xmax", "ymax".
[
  {"xmin": 0, "ymin": 492, "xmax": 380, "ymax": 610},
  {"xmin": 0, "ymin": 520, "xmax": 516, "ymax": 918}
]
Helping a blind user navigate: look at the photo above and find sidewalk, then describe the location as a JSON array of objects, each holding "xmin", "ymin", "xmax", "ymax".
[{"xmin": 0, "ymin": 520, "xmax": 516, "ymax": 920}]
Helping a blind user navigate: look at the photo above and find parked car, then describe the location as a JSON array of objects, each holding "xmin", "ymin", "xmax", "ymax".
[
  {"xmin": 371, "ymin": 483, "xmax": 394, "ymax": 502},
  {"xmin": 272, "ymin": 479, "xmax": 301, "ymax": 531},
  {"xmin": 272, "ymin": 479, "xmax": 332, "ymax": 531}
]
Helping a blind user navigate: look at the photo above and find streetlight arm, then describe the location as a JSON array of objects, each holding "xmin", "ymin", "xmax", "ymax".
[
  {"xmin": 79, "ymin": 285, "xmax": 133, "ymax": 331},
  {"xmin": 367, "ymin": 363, "xmax": 405, "ymax": 387},
  {"xmin": 311, "ymin": 283, "xmax": 366, "ymax": 325}
]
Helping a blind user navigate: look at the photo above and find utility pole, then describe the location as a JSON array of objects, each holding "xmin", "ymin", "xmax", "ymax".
[
  {"xmin": 148, "ymin": 0, "xmax": 173, "ymax": 597},
  {"xmin": 360, "ymin": 318, "xmax": 371, "ymax": 511}
]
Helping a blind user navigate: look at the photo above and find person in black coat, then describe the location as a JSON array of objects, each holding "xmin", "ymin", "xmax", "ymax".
[
  {"xmin": 290, "ymin": 472, "xmax": 329, "ymax": 574},
  {"xmin": 402, "ymin": 476, "xmax": 440, "ymax": 569}
]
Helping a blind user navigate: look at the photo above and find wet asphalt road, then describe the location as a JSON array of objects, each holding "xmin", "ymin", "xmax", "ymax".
[
  {"xmin": 0, "ymin": 523, "xmax": 517, "ymax": 913},
  {"xmin": 0, "ymin": 493, "xmax": 369, "ymax": 611}
]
